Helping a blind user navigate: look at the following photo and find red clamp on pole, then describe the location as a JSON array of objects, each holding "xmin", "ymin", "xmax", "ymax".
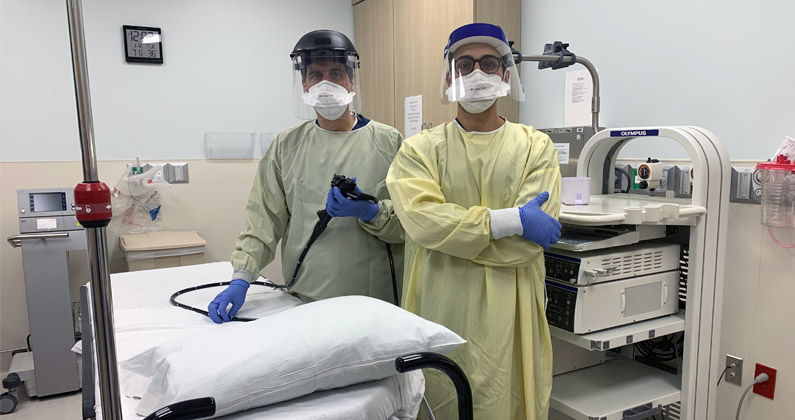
[{"xmin": 74, "ymin": 182, "xmax": 112, "ymax": 228}]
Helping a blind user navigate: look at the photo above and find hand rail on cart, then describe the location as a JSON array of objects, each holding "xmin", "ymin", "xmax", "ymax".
[{"xmin": 7, "ymin": 232, "xmax": 70, "ymax": 248}]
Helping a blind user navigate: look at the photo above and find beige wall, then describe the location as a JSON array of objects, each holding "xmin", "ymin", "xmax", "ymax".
[
  {"xmin": 0, "ymin": 159, "xmax": 285, "ymax": 351},
  {"xmin": 2, "ymin": 158, "xmax": 794, "ymax": 418},
  {"xmin": 717, "ymin": 202, "xmax": 795, "ymax": 419}
]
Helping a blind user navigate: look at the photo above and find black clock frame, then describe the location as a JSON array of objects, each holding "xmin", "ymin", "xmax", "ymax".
[{"xmin": 123, "ymin": 25, "xmax": 163, "ymax": 64}]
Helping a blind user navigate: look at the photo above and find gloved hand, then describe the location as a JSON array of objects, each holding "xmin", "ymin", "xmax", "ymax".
[
  {"xmin": 326, "ymin": 185, "xmax": 379, "ymax": 221},
  {"xmin": 518, "ymin": 192, "xmax": 562, "ymax": 250},
  {"xmin": 207, "ymin": 279, "xmax": 250, "ymax": 324}
]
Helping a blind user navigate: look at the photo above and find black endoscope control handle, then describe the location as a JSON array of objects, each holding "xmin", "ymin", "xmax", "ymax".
[{"xmin": 331, "ymin": 174, "xmax": 357, "ymax": 196}]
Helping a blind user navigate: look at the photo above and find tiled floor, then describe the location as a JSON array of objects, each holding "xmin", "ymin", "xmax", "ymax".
[{"xmin": 1, "ymin": 352, "xmax": 82, "ymax": 419}]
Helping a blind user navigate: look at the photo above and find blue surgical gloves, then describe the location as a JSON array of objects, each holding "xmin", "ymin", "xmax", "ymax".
[
  {"xmin": 208, "ymin": 279, "xmax": 250, "ymax": 324},
  {"xmin": 518, "ymin": 192, "xmax": 562, "ymax": 250},
  {"xmin": 488, "ymin": 191, "xmax": 562, "ymax": 249},
  {"xmin": 326, "ymin": 186, "xmax": 379, "ymax": 221}
]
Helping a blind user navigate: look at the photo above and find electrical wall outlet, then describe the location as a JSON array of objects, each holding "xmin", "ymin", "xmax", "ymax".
[
  {"xmin": 725, "ymin": 354, "xmax": 743, "ymax": 386},
  {"xmin": 730, "ymin": 167, "xmax": 762, "ymax": 204},
  {"xmin": 753, "ymin": 363, "xmax": 777, "ymax": 399}
]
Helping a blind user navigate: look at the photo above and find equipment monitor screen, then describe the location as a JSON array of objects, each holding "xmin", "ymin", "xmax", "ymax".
[{"xmin": 30, "ymin": 192, "xmax": 66, "ymax": 212}]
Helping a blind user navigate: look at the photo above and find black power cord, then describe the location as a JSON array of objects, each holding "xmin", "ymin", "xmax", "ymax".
[
  {"xmin": 615, "ymin": 167, "xmax": 632, "ymax": 193},
  {"xmin": 635, "ymin": 332, "xmax": 683, "ymax": 362},
  {"xmin": 634, "ymin": 332, "xmax": 684, "ymax": 375},
  {"xmin": 386, "ymin": 243, "xmax": 399, "ymax": 306},
  {"xmin": 717, "ymin": 365, "xmax": 730, "ymax": 386}
]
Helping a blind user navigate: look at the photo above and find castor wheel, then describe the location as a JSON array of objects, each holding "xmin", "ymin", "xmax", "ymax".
[
  {"xmin": 0, "ymin": 373, "xmax": 21, "ymax": 415},
  {"xmin": 0, "ymin": 392, "xmax": 18, "ymax": 415}
]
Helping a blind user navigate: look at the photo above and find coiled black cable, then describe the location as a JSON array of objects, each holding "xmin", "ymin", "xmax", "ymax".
[
  {"xmin": 169, "ymin": 281, "xmax": 271, "ymax": 322},
  {"xmin": 634, "ymin": 332, "xmax": 684, "ymax": 362}
]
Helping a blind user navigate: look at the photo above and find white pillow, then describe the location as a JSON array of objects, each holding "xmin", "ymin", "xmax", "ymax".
[{"xmin": 119, "ymin": 295, "xmax": 465, "ymax": 418}]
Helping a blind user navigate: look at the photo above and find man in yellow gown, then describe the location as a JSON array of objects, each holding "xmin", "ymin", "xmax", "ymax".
[{"xmin": 386, "ymin": 23, "xmax": 562, "ymax": 419}]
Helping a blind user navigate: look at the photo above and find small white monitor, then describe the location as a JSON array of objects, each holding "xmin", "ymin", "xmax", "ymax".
[{"xmin": 30, "ymin": 192, "xmax": 65, "ymax": 212}]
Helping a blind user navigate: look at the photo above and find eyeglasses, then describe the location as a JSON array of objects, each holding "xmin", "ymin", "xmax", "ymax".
[{"xmin": 452, "ymin": 55, "xmax": 503, "ymax": 76}]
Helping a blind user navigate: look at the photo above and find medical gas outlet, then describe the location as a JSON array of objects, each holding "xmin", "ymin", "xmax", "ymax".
[
  {"xmin": 126, "ymin": 162, "xmax": 190, "ymax": 184},
  {"xmin": 636, "ymin": 158, "xmax": 663, "ymax": 190}
]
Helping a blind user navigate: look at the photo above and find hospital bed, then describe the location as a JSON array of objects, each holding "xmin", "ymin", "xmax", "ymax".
[{"xmin": 77, "ymin": 262, "xmax": 431, "ymax": 420}]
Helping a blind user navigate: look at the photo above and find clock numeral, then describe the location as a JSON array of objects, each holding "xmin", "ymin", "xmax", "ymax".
[{"xmin": 148, "ymin": 50, "xmax": 156, "ymax": 58}]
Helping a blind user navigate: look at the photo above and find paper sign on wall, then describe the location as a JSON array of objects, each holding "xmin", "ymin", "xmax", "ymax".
[
  {"xmin": 404, "ymin": 95, "xmax": 422, "ymax": 138},
  {"xmin": 564, "ymin": 69, "xmax": 592, "ymax": 127}
]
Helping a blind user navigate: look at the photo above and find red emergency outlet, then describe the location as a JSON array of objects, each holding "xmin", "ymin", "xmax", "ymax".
[{"xmin": 753, "ymin": 363, "xmax": 777, "ymax": 400}]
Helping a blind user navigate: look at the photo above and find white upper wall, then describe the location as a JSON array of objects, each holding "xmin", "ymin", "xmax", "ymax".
[
  {"xmin": 0, "ymin": 0, "xmax": 354, "ymax": 162},
  {"xmin": 519, "ymin": 0, "xmax": 795, "ymax": 160},
  {"xmin": 5, "ymin": 1, "xmax": 792, "ymax": 162}
]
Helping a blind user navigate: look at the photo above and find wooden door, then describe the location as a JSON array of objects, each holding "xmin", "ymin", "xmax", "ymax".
[
  {"xmin": 393, "ymin": 0, "xmax": 473, "ymax": 135},
  {"xmin": 354, "ymin": 0, "xmax": 396, "ymax": 126},
  {"xmin": 475, "ymin": 0, "xmax": 521, "ymax": 123}
]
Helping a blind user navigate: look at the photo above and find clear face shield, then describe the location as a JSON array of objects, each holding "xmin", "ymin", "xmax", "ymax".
[
  {"xmin": 438, "ymin": 41, "xmax": 525, "ymax": 109},
  {"xmin": 291, "ymin": 52, "xmax": 361, "ymax": 121}
]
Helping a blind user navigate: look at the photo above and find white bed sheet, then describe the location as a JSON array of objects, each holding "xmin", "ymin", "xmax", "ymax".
[{"xmin": 83, "ymin": 262, "xmax": 424, "ymax": 420}]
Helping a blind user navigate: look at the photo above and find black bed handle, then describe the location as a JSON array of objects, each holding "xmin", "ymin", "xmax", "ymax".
[{"xmin": 395, "ymin": 352, "xmax": 473, "ymax": 420}]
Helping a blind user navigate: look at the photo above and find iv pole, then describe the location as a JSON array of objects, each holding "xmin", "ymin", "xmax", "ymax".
[{"xmin": 65, "ymin": 0, "xmax": 123, "ymax": 419}]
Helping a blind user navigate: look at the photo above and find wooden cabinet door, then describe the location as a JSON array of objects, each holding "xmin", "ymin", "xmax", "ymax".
[
  {"xmin": 354, "ymin": 0, "xmax": 396, "ymax": 126},
  {"xmin": 393, "ymin": 0, "xmax": 473, "ymax": 135},
  {"xmin": 475, "ymin": 0, "xmax": 520, "ymax": 123},
  {"xmin": 356, "ymin": 0, "xmax": 520, "ymax": 134}
]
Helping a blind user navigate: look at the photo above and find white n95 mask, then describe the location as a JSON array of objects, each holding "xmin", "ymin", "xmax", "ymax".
[
  {"xmin": 302, "ymin": 80, "xmax": 356, "ymax": 120},
  {"xmin": 446, "ymin": 69, "xmax": 509, "ymax": 114},
  {"xmin": 459, "ymin": 98, "xmax": 497, "ymax": 114}
]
